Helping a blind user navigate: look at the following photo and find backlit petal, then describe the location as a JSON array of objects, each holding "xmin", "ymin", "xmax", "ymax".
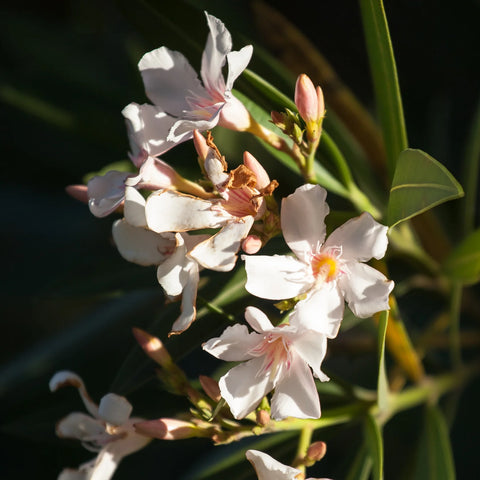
[
  {"xmin": 203, "ymin": 324, "xmax": 260, "ymax": 361},
  {"xmin": 244, "ymin": 306, "xmax": 274, "ymax": 333},
  {"xmin": 246, "ymin": 450, "xmax": 301, "ymax": 480},
  {"xmin": 87, "ymin": 171, "xmax": 129, "ymax": 218},
  {"xmin": 291, "ymin": 331, "xmax": 329, "ymax": 381},
  {"xmin": 123, "ymin": 186, "xmax": 146, "ymax": 227},
  {"xmin": 225, "ymin": 46, "xmax": 253, "ymax": 92},
  {"xmin": 156, "ymin": 233, "xmax": 189, "ymax": 296}
]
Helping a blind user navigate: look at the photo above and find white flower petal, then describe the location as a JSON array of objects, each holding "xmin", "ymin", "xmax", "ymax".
[
  {"xmin": 203, "ymin": 324, "xmax": 260, "ymax": 361},
  {"xmin": 218, "ymin": 94, "xmax": 252, "ymax": 131},
  {"xmin": 146, "ymin": 189, "xmax": 228, "ymax": 233},
  {"xmin": 167, "ymin": 109, "xmax": 222, "ymax": 143},
  {"xmin": 204, "ymin": 151, "xmax": 229, "ymax": 188},
  {"xmin": 98, "ymin": 394, "xmax": 132, "ymax": 426},
  {"xmin": 56, "ymin": 412, "xmax": 105, "ymax": 440},
  {"xmin": 87, "ymin": 447, "xmax": 119, "ymax": 480},
  {"xmin": 87, "ymin": 171, "xmax": 129, "ymax": 218},
  {"xmin": 123, "ymin": 186, "xmax": 146, "ymax": 227},
  {"xmin": 244, "ymin": 306, "xmax": 274, "ymax": 333},
  {"xmin": 112, "ymin": 220, "xmax": 174, "ymax": 266},
  {"xmin": 138, "ymin": 47, "xmax": 206, "ymax": 116},
  {"xmin": 170, "ymin": 261, "xmax": 200, "ymax": 334},
  {"xmin": 281, "ymin": 184, "xmax": 329, "ymax": 261},
  {"xmin": 219, "ymin": 357, "xmax": 274, "ymax": 419},
  {"xmin": 289, "ymin": 286, "xmax": 344, "ymax": 338},
  {"xmin": 122, "ymin": 103, "xmax": 187, "ymax": 158},
  {"xmin": 58, "ymin": 467, "xmax": 91, "ymax": 480},
  {"xmin": 339, "ymin": 262, "xmax": 394, "ymax": 318},
  {"xmin": 225, "ymin": 45, "xmax": 253, "ymax": 92},
  {"xmin": 189, "ymin": 217, "xmax": 254, "ymax": 272},
  {"xmin": 134, "ymin": 157, "xmax": 178, "ymax": 191},
  {"xmin": 323, "ymin": 212, "xmax": 389, "ymax": 262},
  {"xmin": 156, "ymin": 233, "xmax": 189, "ymax": 296},
  {"xmin": 243, "ymin": 254, "xmax": 311, "ymax": 300},
  {"xmin": 270, "ymin": 354, "xmax": 320, "ymax": 420},
  {"xmin": 291, "ymin": 331, "xmax": 329, "ymax": 381},
  {"xmin": 246, "ymin": 450, "xmax": 301, "ymax": 480},
  {"xmin": 201, "ymin": 13, "xmax": 231, "ymax": 96},
  {"xmin": 49, "ymin": 371, "xmax": 99, "ymax": 418}
]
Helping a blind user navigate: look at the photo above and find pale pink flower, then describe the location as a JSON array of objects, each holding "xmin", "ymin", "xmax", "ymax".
[
  {"xmin": 122, "ymin": 12, "xmax": 253, "ymax": 158},
  {"xmin": 49, "ymin": 371, "xmax": 150, "ymax": 480},
  {"xmin": 244, "ymin": 184, "xmax": 394, "ymax": 336},
  {"xmin": 203, "ymin": 307, "xmax": 328, "ymax": 420},
  {"xmin": 246, "ymin": 450, "xmax": 332, "ymax": 480}
]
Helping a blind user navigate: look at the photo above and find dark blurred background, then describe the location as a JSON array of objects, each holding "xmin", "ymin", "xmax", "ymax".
[{"xmin": 1, "ymin": 0, "xmax": 479, "ymax": 478}]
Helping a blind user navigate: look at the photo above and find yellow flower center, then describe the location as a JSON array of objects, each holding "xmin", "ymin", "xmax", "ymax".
[{"xmin": 311, "ymin": 254, "xmax": 337, "ymax": 282}]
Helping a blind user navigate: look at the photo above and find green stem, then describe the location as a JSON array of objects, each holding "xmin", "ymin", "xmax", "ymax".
[
  {"xmin": 293, "ymin": 426, "xmax": 314, "ymax": 474},
  {"xmin": 449, "ymin": 282, "xmax": 463, "ymax": 370}
]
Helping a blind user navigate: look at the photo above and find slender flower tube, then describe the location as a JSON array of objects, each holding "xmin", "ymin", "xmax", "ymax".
[{"xmin": 203, "ymin": 307, "xmax": 329, "ymax": 420}]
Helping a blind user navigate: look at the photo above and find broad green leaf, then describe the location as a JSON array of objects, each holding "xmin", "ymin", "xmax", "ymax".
[
  {"xmin": 443, "ymin": 228, "xmax": 480, "ymax": 284},
  {"xmin": 377, "ymin": 311, "xmax": 389, "ymax": 412},
  {"xmin": 364, "ymin": 414, "xmax": 384, "ymax": 480},
  {"xmin": 387, "ymin": 149, "xmax": 464, "ymax": 228},
  {"xmin": 359, "ymin": 0, "xmax": 408, "ymax": 179},
  {"xmin": 411, "ymin": 405, "xmax": 456, "ymax": 480},
  {"xmin": 346, "ymin": 444, "xmax": 373, "ymax": 480}
]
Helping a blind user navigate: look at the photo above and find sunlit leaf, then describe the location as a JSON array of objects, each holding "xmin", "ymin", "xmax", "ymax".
[
  {"xmin": 359, "ymin": 0, "xmax": 407, "ymax": 179},
  {"xmin": 364, "ymin": 414, "xmax": 384, "ymax": 480},
  {"xmin": 411, "ymin": 405, "xmax": 456, "ymax": 480},
  {"xmin": 377, "ymin": 311, "xmax": 389, "ymax": 412},
  {"xmin": 443, "ymin": 228, "xmax": 480, "ymax": 285},
  {"xmin": 387, "ymin": 149, "xmax": 464, "ymax": 228}
]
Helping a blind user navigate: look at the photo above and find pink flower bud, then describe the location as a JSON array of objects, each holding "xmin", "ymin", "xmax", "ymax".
[
  {"xmin": 132, "ymin": 327, "xmax": 173, "ymax": 368},
  {"xmin": 242, "ymin": 235, "xmax": 262, "ymax": 254},
  {"xmin": 256, "ymin": 409, "xmax": 271, "ymax": 426},
  {"xmin": 199, "ymin": 375, "xmax": 221, "ymax": 402},
  {"xmin": 306, "ymin": 441, "xmax": 327, "ymax": 462},
  {"xmin": 316, "ymin": 86, "xmax": 325, "ymax": 121},
  {"xmin": 134, "ymin": 418, "xmax": 198, "ymax": 440},
  {"xmin": 295, "ymin": 74, "xmax": 318, "ymax": 125},
  {"xmin": 193, "ymin": 130, "xmax": 210, "ymax": 161},
  {"xmin": 243, "ymin": 151, "xmax": 270, "ymax": 189},
  {"xmin": 65, "ymin": 185, "xmax": 88, "ymax": 204}
]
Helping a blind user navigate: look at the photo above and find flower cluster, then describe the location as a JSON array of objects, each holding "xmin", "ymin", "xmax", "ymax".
[{"xmin": 57, "ymin": 10, "xmax": 394, "ymax": 480}]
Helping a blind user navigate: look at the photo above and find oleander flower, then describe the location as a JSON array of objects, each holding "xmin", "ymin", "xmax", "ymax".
[
  {"xmin": 122, "ymin": 11, "xmax": 253, "ymax": 159},
  {"xmin": 246, "ymin": 450, "xmax": 332, "ymax": 480},
  {"xmin": 49, "ymin": 371, "xmax": 150, "ymax": 480},
  {"xmin": 112, "ymin": 186, "xmax": 207, "ymax": 334},
  {"xmin": 244, "ymin": 184, "xmax": 394, "ymax": 336},
  {"xmin": 203, "ymin": 307, "xmax": 328, "ymax": 420}
]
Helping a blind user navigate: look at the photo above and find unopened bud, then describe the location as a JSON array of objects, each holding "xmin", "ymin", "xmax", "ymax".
[
  {"xmin": 256, "ymin": 409, "xmax": 271, "ymax": 426},
  {"xmin": 199, "ymin": 375, "xmax": 221, "ymax": 402},
  {"xmin": 242, "ymin": 235, "xmax": 262, "ymax": 254},
  {"xmin": 243, "ymin": 151, "xmax": 270, "ymax": 189},
  {"xmin": 295, "ymin": 74, "xmax": 318, "ymax": 125},
  {"xmin": 193, "ymin": 130, "xmax": 210, "ymax": 161},
  {"xmin": 132, "ymin": 327, "xmax": 173, "ymax": 368},
  {"xmin": 271, "ymin": 111, "xmax": 286, "ymax": 130},
  {"xmin": 65, "ymin": 185, "xmax": 89, "ymax": 204},
  {"xmin": 306, "ymin": 441, "xmax": 327, "ymax": 463},
  {"xmin": 134, "ymin": 418, "xmax": 199, "ymax": 440}
]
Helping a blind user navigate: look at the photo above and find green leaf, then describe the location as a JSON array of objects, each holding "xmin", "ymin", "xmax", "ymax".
[
  {"xmin": 364, "ymin": 414, "xmax": 384, "ymax": 480},
  {"xmin": 411, "ymin": 405, "xmax": 456, "ymax": 480},
  {"xmin": 443, "ymin": 228, "xmax": 480, "ymax": 284},
  {"xmin": 359, "ymin": 0, "xmax": 408, "ymax": 179},
  {"xmin": 377, "ymin": 311, "xmax": 389, "ymax": 412},
  {"xmin": 387, "ymin": 148, "xmax": 464, "ymax": 228},
  {"xmin": 346, "ymin": 444, "xmax": 373, "ymax": 480}
]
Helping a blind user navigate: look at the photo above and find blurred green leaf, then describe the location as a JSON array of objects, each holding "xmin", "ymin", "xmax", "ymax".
[
  {"xmin": 443, "ymin": 228, "xmax": 480, "ymax": 285},
  {"xmin": 377, "ymin": 311, "xmax": 389, "ymax": 412},
  {"xmin": 387, "ymin": 149, "xmax": 464, "ymax": 228},
  {"xmin": 359, "ymin": 0, "xmax": 407, "ymax": 179},
  {"xmin": 412, "ymin": 405, "xmax": 456, "ymax": 480},
  {"xmin": 364, "ymin": 414, "xmax": 384, "ymax": 480},
  {"xmin": 346, "ymin": 444, "xmax": 372, "ymax": 480}
]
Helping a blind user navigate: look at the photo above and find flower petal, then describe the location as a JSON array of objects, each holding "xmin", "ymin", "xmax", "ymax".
[
  {"xmin": 87, "ymin": 171, "xmax": 129, "ymax": 218},
  {"xmin": 134, "ymin": 157, "xmax": 178, "ymax": 192},
  {"xmin": 270, "ymin": 354, "xmax": 320, "ymax": 420},
  {"xmin": 291, "ymin": 330, "xmax": 329, "ymax": 381},
  {"xmin": 339, "ymin": 262, "xmax": 394, "ymax": 318},
  {"xmin": 122, "ymin": 103, "xmax": 188, "ymax": 158},
  {"xmin": 189, "ymin": 217, "xmax": 254, "ymax": 272},
  {"xmin": 281, "ymin": 184, "xmax": 329, "ymax": 261},
  {"xmin": 123, "ymin": 186, "xmax": 147, "ymax": 227},
  {"xmin": 289, "ymin": 285, "xmax": 344, "ymax": 338},
  {"xmin": 225, "ymin": 45, "xmax": 253, "ymax": 92},
  {"xmin": 243, "ymin": 254, "xmax": 311, "ymax": 300},
  {"xmin": 98, "ymin": 394, "xmax": 132, "ymax": 426},
  {"xmin": 156, "ymin": 233, "xmax": 189, "ymax": 296},
  {"xmin": 219, "ymin": 357, "xmax": 274, "ymax": 419},
  {"xmin": 244, "ymin": 306, "xmax": 274, "ymax": 333},
  {"xmin": 167, "ymin": 108, "xmax": 223, "ymax": 143},
  {"xmin": 246, "ymin": 450, "xmax": 301, "ymax": 480},
  {"xmin": 170, "ymin": 260, "xmax": 200, "ymax": 335},
  {"xmin": 112, "ymin": 220, "xmax": 175, "ymax": 266},
  {"xmin": 201, "ymin": 13, "xmax": 231, "ymax": 97},
  {"xmin": 56, "ymin": 412, "xmax": 105, "ymax": 440},
  {"xmin": 146, "ymin": 190, "xmax": 229, "ymax": 233},
  {"xmin": 203, "ymin": 323, "xmax": 260, "ymax": 361},
  {"xmin": 323, "ymin": 212, "xmax": 389, "ymax": 262},
  {"xmin": 138, "ymin": 47, "xmax": 206, "ymax": 116}
]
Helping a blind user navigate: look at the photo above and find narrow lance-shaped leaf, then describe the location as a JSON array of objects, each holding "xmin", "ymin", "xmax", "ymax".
[
  {"xmin": 377, "ymin": 311, "xmax": 389, "ymax": 412},
  {"xmin": 387, "ymin": 149, "xmax": 464, "ymax": 228},
  {"xmin": 411, "ymin": 405, "xmax": 456, "ymax": 480},
  {"xmin": 359, "ymin": 0, "xmax": 408, "ymax": 179},
  {"xmin": 364, "ymin": 414, "xmax": 384, "ymax": 480},
  {"xmin": 345, "ymin": 443, "xmax": 373, "ymax": 480},
  {"xmin": 443, "ymin": 228, "xmax": 480, "ymax": 285}
]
